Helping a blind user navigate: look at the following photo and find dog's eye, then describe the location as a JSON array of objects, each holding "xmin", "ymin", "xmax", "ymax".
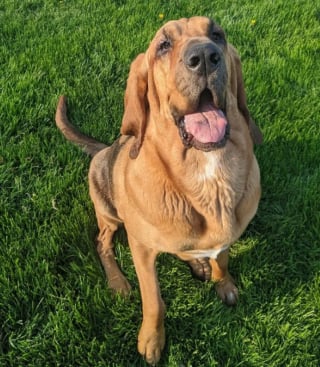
[
  {"xmin": 157, "ymin": 39, "xmax": 172, "ymax": 55},
  {"xmin": 211, "ymin": 32, "xmax": 223, "ymax": 42}
]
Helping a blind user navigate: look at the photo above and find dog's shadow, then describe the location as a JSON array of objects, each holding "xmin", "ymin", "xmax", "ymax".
[{"xmin": 253, "ymin": 135, "xmax": 319, "ymax": 284}]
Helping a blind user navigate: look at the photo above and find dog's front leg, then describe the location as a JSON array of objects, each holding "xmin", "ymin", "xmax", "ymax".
[{"xmin": 128, "ymin": 235, "xmax": 165, "ymax": 365}]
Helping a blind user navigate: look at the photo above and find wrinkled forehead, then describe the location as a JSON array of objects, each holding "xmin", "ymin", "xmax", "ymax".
[{"xmin": 151, "ymin": 16, "xmax": 213, "ymax": 44}]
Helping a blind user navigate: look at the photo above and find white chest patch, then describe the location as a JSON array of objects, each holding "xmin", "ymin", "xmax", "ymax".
[
  {"xmin": 183, "ymin": 244, "xmax": 229, "ymax": 260},
  {"xmin": 198, "ymin": 154, "xmax": 219, "ymax": 181}
]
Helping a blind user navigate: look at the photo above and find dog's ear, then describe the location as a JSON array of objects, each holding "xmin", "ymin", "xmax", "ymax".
[
  {"xmin": 121, "ymin": 53, "xmax": 148, "ymax": 159},
  {"xmin": 229, "ymin": 45, "xmax": 263, "ymax": 145}
]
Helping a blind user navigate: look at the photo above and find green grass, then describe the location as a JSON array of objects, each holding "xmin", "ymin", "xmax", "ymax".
[{"xmin": 1, "ymin": 0, "xmax": 319, "ymax": 366}]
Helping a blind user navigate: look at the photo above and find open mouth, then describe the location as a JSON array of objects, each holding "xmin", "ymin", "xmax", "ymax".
[{"xmin": 176, "ymin": 89, "xmax": 229, "ymax": 151}]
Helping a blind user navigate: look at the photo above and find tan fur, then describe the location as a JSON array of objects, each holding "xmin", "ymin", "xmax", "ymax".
[{"xmin": 56, "ymin": 16, "xmax": 262, "ymax": 365}]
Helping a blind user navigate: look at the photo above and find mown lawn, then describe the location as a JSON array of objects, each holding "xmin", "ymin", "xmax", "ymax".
[{"xmin": 0, "ymin": 0, "xmax": 319, "ymax": 366}]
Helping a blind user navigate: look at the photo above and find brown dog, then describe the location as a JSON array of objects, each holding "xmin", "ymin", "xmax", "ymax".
[{"xmin": 56, "ymin": 16, "xmax": 262, "ymax": 365}]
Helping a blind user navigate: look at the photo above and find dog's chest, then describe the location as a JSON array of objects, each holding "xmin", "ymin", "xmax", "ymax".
[
  {"xmin": 127, "ymin": 150, "xmax": 244, "ymax": 250},
  {"xmin": 197, "ymin": 153, "xmax": 219, "ymax": 181},
  {"xmin": 156, "ymin": 176, "xmax": 237, "ymax": 249}
]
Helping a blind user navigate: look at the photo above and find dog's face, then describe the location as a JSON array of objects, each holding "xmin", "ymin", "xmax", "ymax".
[
  {"xmin": 150, "ymin": 17, "xmax": 227, "ymax": 112},
  {"xmin": 121, "ymin": 16, "xmax": 262, "ymax": 158}
]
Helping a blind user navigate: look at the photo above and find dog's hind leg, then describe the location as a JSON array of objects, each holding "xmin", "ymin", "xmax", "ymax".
[
  {"xmin": 186, "ymin": 258, "xmax": 212, "ymax": 281},
  {"xmin": 95, "ymin": 213, "xmax": 131, "ymax": 295},
  {"xmin": 210, "ymin": 249, "xmax": 238, "ymax": 306}
]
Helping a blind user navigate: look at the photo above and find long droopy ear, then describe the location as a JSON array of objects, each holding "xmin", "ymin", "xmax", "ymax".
[
  {"xmin": 229, "ymin": 45, "xmax": 263, "ymax": 145},
  {"xmin": 121, "ymin": 53, "xmax": 148, "ymax": 159}
]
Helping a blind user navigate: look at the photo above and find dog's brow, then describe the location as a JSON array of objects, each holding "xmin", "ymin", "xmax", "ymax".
[
  {"xmin": 162, "ymin": 30, "xmax": 170, "ymax": 40},
  {"xmin": 164, "ymin": 21, "xmax": 183, "ymax": 38}
]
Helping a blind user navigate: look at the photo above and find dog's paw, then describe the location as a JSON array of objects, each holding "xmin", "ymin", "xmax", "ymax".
[
  {"xmin": 138, "ymin": 324, "xmax": 165, "ymax": 365},
  {"xmin": 187, "ymin": 258, "xmax": 212, "ymax": 281},
  {"xmin": 215, "ymin": 278, "xmax": 239, "ymax": 306},
  {"xmin": 108, "ymin": 274, "xmax": 132, "ymax": 296}
]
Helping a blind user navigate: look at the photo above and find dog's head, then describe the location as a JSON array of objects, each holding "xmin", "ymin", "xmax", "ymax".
[{"xmin": 121, "ymin": 16, "xmax": 263, "ymax": 158}]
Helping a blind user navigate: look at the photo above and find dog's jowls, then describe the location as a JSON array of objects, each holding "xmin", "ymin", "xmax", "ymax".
[{"xmin": 55, "ymin": 16, "xmax": 262, "ymax": 365}]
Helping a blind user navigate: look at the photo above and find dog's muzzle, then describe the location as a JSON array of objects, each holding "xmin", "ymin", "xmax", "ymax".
[{"xmin": 174, "ymin": 42, "xmax": 229, "ymax": 151}]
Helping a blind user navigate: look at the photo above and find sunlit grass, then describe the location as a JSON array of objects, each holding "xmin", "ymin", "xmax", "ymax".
[{"xmin": 1, "ymin": 1, "xmax": 319, "ymax": 366}]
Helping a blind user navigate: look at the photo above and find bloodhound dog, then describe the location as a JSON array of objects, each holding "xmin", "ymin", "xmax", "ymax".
[{"xmin": 56, "ymin": 16, "xmax": 262, "ymax": 365}]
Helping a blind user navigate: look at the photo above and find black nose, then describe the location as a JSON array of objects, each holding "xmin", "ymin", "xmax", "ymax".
[{"xmin": 184, "ymin": 42, "xmax": 221, "ymax": 75}]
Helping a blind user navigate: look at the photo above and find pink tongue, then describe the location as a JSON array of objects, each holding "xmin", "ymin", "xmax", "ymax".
[{"xmin": 184, "ymin": 103, "xmax": 227, "ymax": 144}]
